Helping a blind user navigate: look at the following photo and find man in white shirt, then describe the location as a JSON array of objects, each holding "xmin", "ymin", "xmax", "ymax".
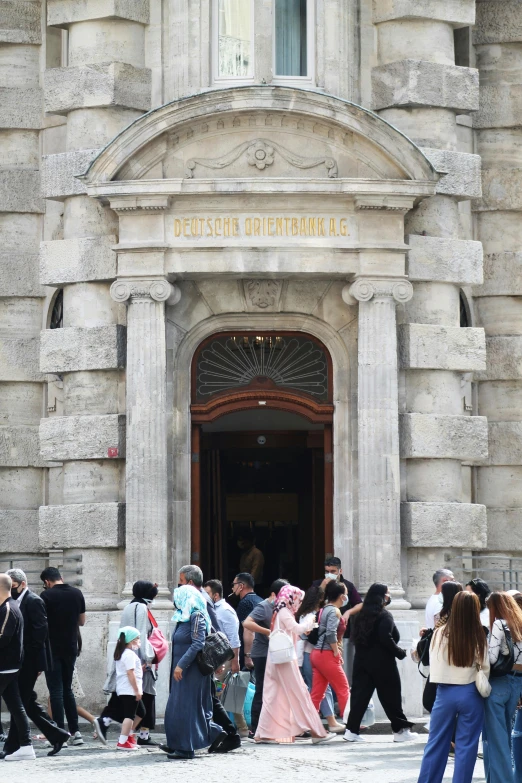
[{"xmin": 425, "ymin": 568, "xmax": 455, "ymax": 629}]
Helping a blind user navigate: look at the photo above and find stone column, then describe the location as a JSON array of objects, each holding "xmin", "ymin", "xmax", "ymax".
[
  {"xmin": 111, "ymin": 278, "xmax": 180, "ymax": 608},
  {"xmin": 344, "ymin": 277, "xmax": 413, "ymax": 608}
]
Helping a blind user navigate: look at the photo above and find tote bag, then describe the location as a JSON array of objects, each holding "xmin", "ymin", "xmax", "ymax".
[{"xmin": 221, "ymin": 671, "xmax": 250, "ymax": 713}]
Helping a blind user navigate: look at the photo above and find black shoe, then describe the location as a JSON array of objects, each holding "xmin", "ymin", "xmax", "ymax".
[
  {"xmin": 47, "ymin": 736, "xmax": 69, "ymax": 757},
  {"xmin": 214, "ymin": 733, "xmax": 241, "ymax": 753},
  {"xmin": 159, "ymin": 744, "xmax": 173, "ymax": 754},
  {"xmin": 0, "ymin": 751, "xmax": 7, "ymax": 760},
  {"xmin": 208, "ymin": 730, "xmax": 228, "ymax": 753},
  {"xmin": 167, "ymin": 750, "xmax": 195, "ymax": 760},
  {"xmin": 137, "ymin": 737, "xmax": 159, "ymax": 747},
  {"xmin": 94, "ymin": 718, "xmax": 108, "ymax": 747}
]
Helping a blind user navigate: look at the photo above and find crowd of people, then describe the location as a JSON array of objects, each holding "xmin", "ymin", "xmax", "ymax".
[{"xmin": 1, "ymin": 557, "xmax": 522, "ymax": 781}]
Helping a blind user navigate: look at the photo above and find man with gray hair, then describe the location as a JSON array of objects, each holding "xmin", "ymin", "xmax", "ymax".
[
  {"xmin": 3, "ymin": 569, "xmax": 69, "ymax": 757},
  {"xmin": 425, "ymin": 568, "xmax": 455, "ymax": 629}
]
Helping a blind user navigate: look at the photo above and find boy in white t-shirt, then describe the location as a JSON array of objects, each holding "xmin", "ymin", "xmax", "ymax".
[{"xmin": 425, "ymin": 569, "xmax": 455, "ymax": 629}]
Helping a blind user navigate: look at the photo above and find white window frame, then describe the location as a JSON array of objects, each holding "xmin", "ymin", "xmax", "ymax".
[
  {"xmin": 272, "ymin": 0, "xmax": 315, "ymax": 86},
  {"xmin": 212, "ymin": 0, "xmax": 256, "ymax": 86}
]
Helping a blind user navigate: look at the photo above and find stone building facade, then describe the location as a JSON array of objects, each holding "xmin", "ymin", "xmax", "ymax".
[{"xmin": 0, "ymin": 1, "xmax": 521, "ymax": 713}]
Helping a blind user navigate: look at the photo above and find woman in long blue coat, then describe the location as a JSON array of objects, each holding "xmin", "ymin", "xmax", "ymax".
[{"xmin": 164, "ymin": 585, "xmax": 222, "ymax": 759}]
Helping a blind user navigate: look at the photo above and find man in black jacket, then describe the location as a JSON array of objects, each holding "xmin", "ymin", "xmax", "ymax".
[
  {"xmin": 3, "ymin": 569, "xmax": 69, "ymax": 757},
  {"xmin": 0, "ymin": 573, "xmax": 35, "ymax": 761}
]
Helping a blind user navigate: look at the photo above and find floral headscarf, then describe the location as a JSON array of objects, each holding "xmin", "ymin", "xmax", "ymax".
[
  {"xmin": 171, "ymin": 585, "xmax": 211, "ymax": 634},
  {"xmin": 274, "ymin": 585, "xmax": 304, "ymax": 616}
]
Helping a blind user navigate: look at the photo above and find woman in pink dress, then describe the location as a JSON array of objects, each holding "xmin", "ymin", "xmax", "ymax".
[{"xmin": 255, "ymin": 585, "xmax": 334, "ymax": 745}]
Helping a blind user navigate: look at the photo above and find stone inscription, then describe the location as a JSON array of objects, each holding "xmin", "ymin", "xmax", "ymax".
[{"xmin": 172, "ymin": 214, "xmax": 352, "ymax": 239}]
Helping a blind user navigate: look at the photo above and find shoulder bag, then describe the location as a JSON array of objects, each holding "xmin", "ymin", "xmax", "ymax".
[
  {"xmin": 476, "ymin": 664, "xmax": 492, "ymax": 698},
  {"xmin": 306, "ymin": 608, "xmax": 323, "ymax": 647},
  {"xmin": 196, "ymin": 629, "xmax": 234, "ymax": 676},
  {"xmin": 416, "ymin": 628, "xmax": 434, "ymax": 676},
  {"xmin": 146, "ymin": 608, "xmax": 169, "ymax": 664},
  {"xmin": 490, "ymin": 623, "xmax": 515, "ymax": 678},
  {"xmin": 269, "ymin": 612, "xmax": 296, "ymax": 664}
]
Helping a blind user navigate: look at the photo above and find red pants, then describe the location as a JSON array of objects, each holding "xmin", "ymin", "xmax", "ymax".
[{"xmin": 310, "ymin": 649, "xmax": 350, "ymax": 717}]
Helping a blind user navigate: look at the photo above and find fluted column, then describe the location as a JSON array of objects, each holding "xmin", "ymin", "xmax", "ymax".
[
  {"xmin": 111, "ymin": 278, "xmax": 180, "ymax": 607},
  {"xmin": 344, "ymin": 277, "xmax": 413, "ymax": 607}
]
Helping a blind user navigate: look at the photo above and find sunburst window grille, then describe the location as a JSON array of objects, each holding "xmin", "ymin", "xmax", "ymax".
[{"xmin": 196, "ymin": 335, "xmax": 329, "ymax": 401}]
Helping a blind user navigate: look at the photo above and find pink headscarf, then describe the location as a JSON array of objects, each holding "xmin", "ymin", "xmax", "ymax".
[{"xmin": 274, "ymin": 585, "xmax": 304, "ymax": 617}]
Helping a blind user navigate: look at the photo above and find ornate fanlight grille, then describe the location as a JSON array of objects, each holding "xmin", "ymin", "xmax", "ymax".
[{"xmin": 195, "ymin": 334, "xmax": 329, "ymax": 401}]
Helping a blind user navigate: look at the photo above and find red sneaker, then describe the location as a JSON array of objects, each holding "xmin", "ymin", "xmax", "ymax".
[
  {"xmin": 128, "ymin": 734, "xmax": 137, "ymax": 746},
  {"xmin": 116, "ymin": 740, "xmax": 139, "ymax": 751}
]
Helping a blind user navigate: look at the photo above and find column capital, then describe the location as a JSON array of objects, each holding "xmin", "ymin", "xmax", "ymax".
[
  {"xmin": 110, "ymin": 277, "xmax": 181, "ymax": 305},
  {"xmin": 342, "ymin": 276, "xmax": 413, "ymax": 305}
]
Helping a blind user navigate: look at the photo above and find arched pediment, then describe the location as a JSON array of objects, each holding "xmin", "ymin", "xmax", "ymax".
[{"xmin": 81, "ymin": 86, "xmax": 438, "ymax": 190}]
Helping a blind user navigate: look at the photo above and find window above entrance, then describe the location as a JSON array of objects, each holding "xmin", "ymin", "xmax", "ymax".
[{"xmin": 194, "ymin": 334, "xmax": 330, "ymax": 402}]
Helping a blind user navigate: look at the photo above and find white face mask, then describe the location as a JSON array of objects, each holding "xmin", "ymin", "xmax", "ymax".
[
  {"xmin": 324, "ymin": 573, "xmax": 338, "ymax": 581},
  {"xmin": 142, "ymin": 597, "xmax": 152, "ymax": 605},
  {"xmin": 341, "ymin": 595, "xmax": 349, "ymax": 607}
]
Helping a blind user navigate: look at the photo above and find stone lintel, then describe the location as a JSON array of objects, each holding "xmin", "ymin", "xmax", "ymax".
[
  {"xmin": 477, "ymin": 336, "xmax": 522, "ymax": 381},
  {"xmin": 475, "ymin": 85, "xmax": 522, "ymax": 130},
  {"xmin": 39, "ymin": 502, "xmax": 125, "ymax": 548},
  {"xmin": 372, "ymin": 60, "xmax": 479, "ymax": 112},
  {"xmin": 474, "ymin": 252, "xmax": 522, "ymax": 297},
  {"xmin": 474, "ymin": 1, "xmax": 522, "ymax": 45},
  {"xmin": 0, "ymin": 169, "xmax": 43, "ymax": 213},
  {"xmin": 44, "ymin": 64, "xmax": 151, "ymax": 115},
  {"xmin": 0, "ymin": 1, "xmax": 41, "ymax": 43},
  {"xmin": 486, "ymin": 508, "xmax": 522, "ymax": 552},
  {"xmin": 421, "ymin": 148, "xmax": 482, "ymax": 200},
  {"xmin": 0, "ymin": 253, "xmax": 44, "ymax": 297},
  {"xmin": 402, "ymin": 502, "xmax": 487, "ymax": 548},
  {"xmin": 40, "ymin": 325, "xmax": 126, "ymax": 373},
  {"xmin": 399, "ymin": 324, "xmax": 486, "ymax": 371},
  {"xmin": 0, "ymin": 425, "xmax": 46, "ymax": 467},
  {"xmin": 48, "ymin": 0, "xmax": 149, "ymax": 26},
  {"xmin": 473, "ymin": 167, "xmax": 522, "ymax": 212},
  {"xmin": 0, "ymin": 87, "xmax": 42, "ymax": 130},
  {"xmin": 407, "ymin": 235, "xmax": 483, "ymax": 285},
  {"xmin": 42, "ymin": 148, "xmax": 100, "ymax": 200},
  {"xmin": 0, "ymin": 509, "xmax": 39, "ymax": 551},
  {"xmin": 400, "ymin": 413, "xmax": 488, "ymax": 460},
  {"xmin": 486, "ymin": 422, "xmax": 522, "ymax": 466},
  {"xmin": 0, "ymin": 337, "xmax": 43, "ymax": 381},
  {"xmin": 39, "ymin": 414, "xmax": 126, "ymax": 461},
  {"xmin": 40, "ymin": 236, "xmax": 118, "ymax": 286}
]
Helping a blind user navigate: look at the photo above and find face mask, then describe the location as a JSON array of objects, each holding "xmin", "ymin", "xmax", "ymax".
[
  {"xmin": 341, "ymin": 595, "xmax": 349, "ymax": 607},
  {"xmin": 130, "ymin": 641, "xmax": 140, "ymax": 651},
  {"xmin": 142, "ymin": 597, "xmax": 152, "ymax": 605},
  {"xmin": 324, "ymin": 573, "xmax": 338, "ymax": 581},
  {"xmin": 384, "ymin": 595, "xmax": 391, "ymax": 606},
  {"xmin": 11, "ymin": 588, "xmax": 20, "ymax": 600}
]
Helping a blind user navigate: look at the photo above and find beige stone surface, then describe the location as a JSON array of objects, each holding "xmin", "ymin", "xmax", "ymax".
[
  {"xmin": 476, "ymin": 296, "xmax": 522, "ymax": 336},
  {"xmin": 47, "ymin": 0, "xmax": 149, "ymax": 26},
  {"xmin": 373, "ymin": 0, "xmax": 475, "ymax": 25},
  {"xmin": 486, "ymin": 422, "xmax": 522, "ymax": 466},
  {"xmin": 0, "ymin": 87, "xmax": 41, "ymax": 128},
  {"xmin": 475, "ymin": 252, "xmax": 522, "ymax": 296},
  {"xmin": 0, "ymin": 252, "xmax": 43, "ymax": 296},
  {"xmin": 0, "ymin": 467, "xmax": 42, "ymax": 508},
  {"xmin": 0, "ymin": 382, "xmax": 42, "ymax": 425},
  {"xmin": 40, "ymin": 414, "xmax": 126, "ymax": 461},
  {"xmin": 63, "ymin": 370, "xmax": 121, "ymax": 416},
  {"xmin": 479, "ymin": 381, "xmax": 522, "ymax": 422},
  {"xmin": 400, "ymin": 413, "xmax": 489, "ymax": 460},
  {"xmin": 474, "ymin": 1, "xmax": 522, "ymax": 45},
  {"xmin": 63, "ymin": 459, "xmax": 121, "ymax": 504},
  {"xmin": 0, "ymin": 169, "xmax": 42, "ymax": 212},
  {"xmin": 486, "ymin": 508, "xmax": 522, "ymax": 551},
  {"xmin": 39, "ymin": 502, "xmax": 124, "ymax": 548},
  {"xmin": 45, "ymin": 63, "xmax": 151, "ymax": 114},
  {"xmin": 421, "ymin": 148, "xmax": 482, "ymax": 199},
  {"xmin": 40, "ymin": 235, "xmax": 118, "ymax": 285},
  {"xmin": 0, "ymin": 425, "xmax": 45, "ymax": 467},
  {"xmin": 0, "ymin": 508, "xmax": 39, "ymax": 550},
  {"xmin": 399, "ymin": 324, "xmax": 486, "ymax": 371},
  {"xmin": 0, "ymin": 1, "xmax": 41, "ymax": 44},
  {"xmin": 475, "ymin": 166, "xmax": 522, "ymax": 211},
  {"xmin": 401, "ymin": 502, "xmax": 487, "ymax": 548},
  {"xmin": 42, "ymin": 148, "xmax": 100, "ymax": 200},
  {"xmin": 407, "ymin": 235, "xmax": 483, "ymax": 285},
  {"xmin": 478, "ymin": 336, "xmax": 522, "ymax": 380},
  {"xmin": 40, "ymin": 325, "xmax": 126, "ymax": 373},
  {"xmin": 372, "ymin": 60, "xmax": 479, "ymax": 111},
  {"xmin": 477, "ymin": 466, "xmax": 522, "ymax": 508},
  {"xmin": 0, "ymin": 336, "xmax": 42, "ymax": 381}
]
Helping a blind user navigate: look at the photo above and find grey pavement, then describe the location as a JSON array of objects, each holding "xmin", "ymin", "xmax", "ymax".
[{"xmin": 1, "ymin": 731, "xmax": 486, "ymax": 783}]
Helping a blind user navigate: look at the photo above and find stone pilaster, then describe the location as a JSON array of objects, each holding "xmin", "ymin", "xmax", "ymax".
[
  {"xmin": 344, "ymin": 276, "xmax": 413, "ymax": 608},
  {"xmin": 110, "ymin": 278, "xmax": 180, "ymax": 607}
]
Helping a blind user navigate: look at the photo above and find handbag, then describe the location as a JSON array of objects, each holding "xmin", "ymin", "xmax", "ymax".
[
  {"xmin": 147, "ymin": 609, "xmax": 169, "ymax": 664},
  {"xmin": 196, "ymin": 630, "xmax": 234, "ymax": 675},
  {"xmin": 490, "ymin": 624, "xmax": 515, "ymax": 678},
  {"xmin": 269, "ymin": 613, "xmax": 296, "ymax": 664},
  {"xmin": 416, "ymin": 628, "xmax": 434, "ymax": 677},
  {"xmin": 243, "ymin": 680, "xmax": 256, "ymax": 728},
  {"xmin": 306, "ymin": 609, "xmax": 323, "ymax": 647},
  {"xmin": 476, "ymin": 665, "xmax": 492, "ymax": 698},
  {"xmin": 220, "ymin": 671, "xmax": 250, "ymax": 713}
]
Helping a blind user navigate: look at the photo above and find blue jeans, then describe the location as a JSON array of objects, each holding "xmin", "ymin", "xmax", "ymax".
[
  {"xmin": 301, "ymin": 651, "xmax": 334, "ymax": 717},
  {"xmin": 45, "ymin": 653, "xmax": 79, "ymax": 734},
  {"xmin": 483, "ymin": 674, "xmax": 522, "ymax": 783},
  {"xmin": 417, "ymin": 682, "xmax": 484, "ymax": 783},
  {"xmin": 513, "ymin": 707, "xmax": 522, "ymax": 781}
]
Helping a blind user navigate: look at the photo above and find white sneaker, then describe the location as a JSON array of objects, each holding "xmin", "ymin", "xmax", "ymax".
[
  {"xmin": 393, "ymin": 729, "xmax": 419, "ymax": 742},
  {"xmin": 343, "ymin": 730, "xmax": 367, "ymax": 743},
  {"xmin": 328, "ymin": 724, "xmax": 346, "ymax": 734},
  {"xmin": 312, "ymin": 732, "xmax": 336, "ymax": 745},
  {"xmin": 5, "ymin": 745, "xmax": 36, "ymax": 761},
  {"xmin": 69, "ymin": 731, "xmax": 84, "ymax": 746}
]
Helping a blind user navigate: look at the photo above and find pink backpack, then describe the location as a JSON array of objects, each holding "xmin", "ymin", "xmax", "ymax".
[{"xmin": 147, "ymin": 609, "xmax": 169, "ymax": 664}]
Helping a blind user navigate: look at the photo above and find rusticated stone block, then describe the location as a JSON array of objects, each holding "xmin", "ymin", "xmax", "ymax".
[
  {"xmin": 486, "ymin": 508, "xmax": 522, "ymax": 551},
  {"xmin": 474, "ymin": 1, "xmax": 522, "ymax": 45},
  {"xmin": 0, "ymin": 87, "xmax": 42, "ymax": 129},
  {"xmin": 372, "ymin": 61, "xmax": 479, "ymax": 112},
  {"xmin": 475, "ymin": 252, "xmax": 522, "ymax": 297},
  {"xmin": 0, "ymin": 337, "xmax": 43, "ymax": 381},
  {"xmin": 475, "ymin": 85, "xmax": 522, "ymax": 130},
  {"xmin": 40, "ymin": 414, "xmax": 126, "ymax": 461},
  {"xmin": 0, "ymin": 253, "xmax": 44, "ymax": 297},
  {"xmin": 39, "ymin": 502, "xmax": 125, "ymax": 548},
  {"xmin": 400, "ymin": 413, "xmax": 488, "ymax": 460},
  {"xmin": 0, "ymin": 509, "xmax": 39, "ymax": 551},
  {"xmin": 0, "ymin": 170, "xmax": 43, "ymax": 213},
  {"xmin": 402, "ymin": 502, "xmax": 487, "ymax": 548},
  {"xmin": 41, "ymin": 148, "xmax": 100, "ymax": 200},
  {"xmin": 373, "ymin": 0, "xmax": 475, "ymax": 25},
  {"xmin": 40, "ymin": 236, "xmax": 117, "ymax": 286},
  {"xmin": 477, "ymin": 337, "xmax": 522, "ymax": 381},
  {"xmin": 0, "ymin": 1, "xmax": 41, "ymax": 43},
  {"xmin": 48, "ymin": 0, "xmax": 149, "ymax": 26},
  {"xmin": 40, "ymin": 325, "xmax": 126, "ymax": 373},
  {"xmin": 487, "ymin": 422, "xmax": 522, "ymax": 466},
  {"xmin": 474, "ymin": 167, "xmax": 522, "ymax": 211},
  {"xmin": 45, "ymin": 64, "xmax": 151, "ymax": 114},
  {"xmin": 421, "ymin": 149, "xmax": 482, "ymax": 199},
  {"xmin": 0, "ymin": 426, "xmax": 45, "ymax": 467},
  {"xmin": 399, "ymin": 324, "xmax": 486, "ymax": 371},
  {"xmin": 407, "ymin": 235, "xmax": 483, "ymax": 285}
]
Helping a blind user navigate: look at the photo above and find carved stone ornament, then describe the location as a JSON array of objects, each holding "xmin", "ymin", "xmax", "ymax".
[
  {"xmin": 185, "ymin": 137, "xmax": 338, "ymax": 179},
  {"xmin": 110, "ymin": 278, "xmax": 181, "ymax": 304},
  {"xmin": 245, "ymin": 279, "xmax": 282, "ymax": 309},
  {"xmin": 343, "ymin": 277, "xmax": 414, "ymax": 304}
]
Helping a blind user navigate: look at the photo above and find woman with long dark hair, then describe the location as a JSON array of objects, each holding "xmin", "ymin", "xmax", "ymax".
[
  {"xmin": 344, "ymin": 583, "xmax": 417, "ymax": 743},
  {"xmin": 483, "ymin": 591, "xmax": 522, "ymax": 783},
  {"xmin": 465, "ymin": 578, "xmax": 491, "ymax": 628},
  {"xmin": 417, "ymin": 591, "xmax": 489, "ymax": 783}
]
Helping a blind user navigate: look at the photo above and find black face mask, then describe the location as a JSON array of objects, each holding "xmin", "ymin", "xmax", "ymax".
[
  {"xmin": 384, "ymin": 595, "xmax": 391, "ymax": 606},
  {"xmin": 11, "ymin": 588, "xmax": 20, "ymax": 600}
]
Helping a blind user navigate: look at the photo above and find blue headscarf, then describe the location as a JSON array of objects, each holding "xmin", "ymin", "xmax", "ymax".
[{"xmin": 171, "ymin": 584, "xmax": 211, "ymax": 633}]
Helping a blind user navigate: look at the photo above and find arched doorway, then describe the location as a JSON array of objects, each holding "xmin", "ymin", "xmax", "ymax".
[{"xmin": 190, "ymin": 332, "xmax": 334, "ymax": 591}]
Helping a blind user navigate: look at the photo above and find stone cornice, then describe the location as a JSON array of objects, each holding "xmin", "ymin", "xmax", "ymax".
[
  {"xmin": 343, "ymin": 276, "xmax": 414, "ymax": 304},
  {"xmin": 110, "ymin": 278, "xmax": 181, "ymax": 305}
]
